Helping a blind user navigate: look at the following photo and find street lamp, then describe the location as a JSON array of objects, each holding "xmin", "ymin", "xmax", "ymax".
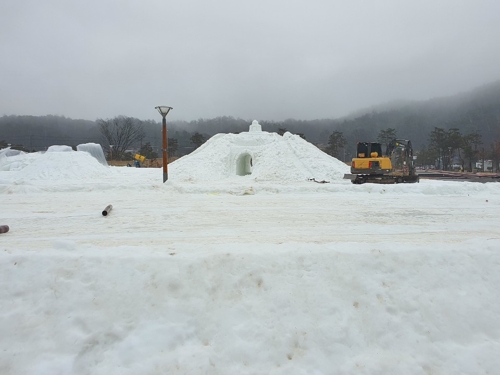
[
  {"xmin": 109, "ymin": 145, "xmax": 114, "ymax": 161},
  {"xmin": 155, "ymin": 105, "xmax": 173, "ymax": 182}
]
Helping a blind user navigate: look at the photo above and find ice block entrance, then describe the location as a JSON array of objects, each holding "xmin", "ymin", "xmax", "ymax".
[{"xmin": 236, "ymin": 152, "xmax": 253, "ymax": 176}]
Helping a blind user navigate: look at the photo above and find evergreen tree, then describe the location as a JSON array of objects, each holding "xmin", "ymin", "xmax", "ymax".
[
  {"xmin": 462, "ymin": 132, "xmax": 482, "ymax": 171},
  {"xmin": 326, "ymin": 131, "xmax": 346, "ymax": 158},
  {"xmin": 190, "ymin": 132, "xmax": 207, "ymax": 149},
  {"xmin": 377, "ymin": 128, "xmax": 397, "ymax": 152},
  {"xmin": 168, "ymin": 138, "xmax": 178, "ymax": 157},
  {"xmin": 138, "ymin": 142, "xmax": 158, "ymax": 159}
]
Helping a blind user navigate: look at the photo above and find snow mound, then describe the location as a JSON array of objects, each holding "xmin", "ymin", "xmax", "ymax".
[
  {"xmin": 170, "ymin": 127, "xmax": 349, "ymax": 182},
  {"xmin": 16, "ymin": 149, "xmax": 109, "ymax": 181},
  {"xmin": 0, "ymin": 148, "xmax": 39, "ymax": 171},
  {"xmin": 47, "ymin": 145, "xmax": 73, "ymax": 152},
  {"xmin": 0, "ymin": 147, "xmax": 25, "ymax": 159}
]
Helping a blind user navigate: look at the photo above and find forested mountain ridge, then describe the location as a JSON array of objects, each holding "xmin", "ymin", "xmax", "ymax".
[
  {"xmin": 335, "ymin": 80, "xmax": 500, "ymax": 149},
  {"xmin": 1, "ymin": 80, "xmax": 499, "ymax": 154},
  {"xmin": 0, "ymin": 115, "xmax": 100, "ymax": 151}
]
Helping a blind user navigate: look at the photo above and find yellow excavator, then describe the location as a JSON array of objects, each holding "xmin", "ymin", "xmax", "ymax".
[{"xmin": 344, "ymin": 139, "xmax": 419, "ymax": 184}]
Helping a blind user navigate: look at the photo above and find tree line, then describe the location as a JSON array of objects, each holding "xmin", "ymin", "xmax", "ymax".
[
  {"xmin": 1, "ymin": 80, "xmax": 499, "ymax": 168},
  {"xmin": 325, "ymin": 126, "xmax": 499, "ymax": 172},
  {"xmin": 3, "ymin": 115, "xmax": 498, "ymax": 172},
  {"xmin": 0, "ymin": 115, "xmax": 209, "ymax": 160}
]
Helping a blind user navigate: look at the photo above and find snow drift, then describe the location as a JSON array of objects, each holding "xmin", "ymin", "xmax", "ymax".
[{"xmin": 169, "ymin": 126, "xmax": 349, "ymax": 182}]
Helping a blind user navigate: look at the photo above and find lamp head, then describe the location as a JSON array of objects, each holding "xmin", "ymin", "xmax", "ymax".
[{"xmin": 155, "ymin": 106, "xmax": 173, "ymax": 117}]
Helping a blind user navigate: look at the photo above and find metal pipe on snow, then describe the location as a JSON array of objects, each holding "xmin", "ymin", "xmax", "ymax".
[{"xmin": 102, "ymin": 205, "xmax": 113, "ymax": 216}]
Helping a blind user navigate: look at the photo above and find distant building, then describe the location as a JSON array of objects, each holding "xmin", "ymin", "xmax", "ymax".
[{"xmin": 476, "ymin": 160, "xmax": 493, "ymax": 171}]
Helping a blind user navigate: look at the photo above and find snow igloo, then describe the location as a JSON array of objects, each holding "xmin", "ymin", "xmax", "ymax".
[{"xmin": 169, "ymin": 120, "xmax": 349, "ymax": 182}]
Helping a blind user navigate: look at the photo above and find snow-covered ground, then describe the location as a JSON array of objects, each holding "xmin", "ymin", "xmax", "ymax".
[{"xmin": 1, "ymin": 135, "xmax": 500, "ymax": 374}]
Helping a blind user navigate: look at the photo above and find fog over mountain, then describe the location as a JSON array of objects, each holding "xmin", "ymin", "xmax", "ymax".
[
  {"xmin": 334, "ymin": 80, "xmax": 500, "ymax": 148},
  {"xmin": 1, "ymin": 1, "xmax": 499, "ymax": 121}
]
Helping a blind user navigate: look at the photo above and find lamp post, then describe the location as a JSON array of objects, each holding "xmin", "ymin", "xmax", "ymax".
[
  {"xmin": 109, "ymin": 145, "xmax": 114, "ymax": 161},
  {"xmin": 155, "ymin": 106, "xmax": 173, "ymax": 182}
]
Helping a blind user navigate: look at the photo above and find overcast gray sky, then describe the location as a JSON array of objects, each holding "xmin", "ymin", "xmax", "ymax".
[{"xmin": 1, "ymin": 0, "xmax": 499, "ymax": 121}]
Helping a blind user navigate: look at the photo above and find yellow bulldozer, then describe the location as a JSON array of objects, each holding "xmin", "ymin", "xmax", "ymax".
[{"xmin": 344, "ymin": 139, "xmax": 419, "ymax": 184}]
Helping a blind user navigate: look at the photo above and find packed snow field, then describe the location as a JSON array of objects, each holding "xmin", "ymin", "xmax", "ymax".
[{"xmin": 1, "ymin": 132, "xmax": 500, "ymax": 374}]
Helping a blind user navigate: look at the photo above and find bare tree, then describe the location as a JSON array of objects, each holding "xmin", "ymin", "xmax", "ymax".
[{"xmin": 97, "ymin": 116, "xmax": 145, "ymax": 160}]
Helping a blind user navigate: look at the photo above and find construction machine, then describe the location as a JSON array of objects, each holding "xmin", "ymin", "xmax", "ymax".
[{"xmin": 344, "ymin": 139, "xmax": 419, "ymax": 184}]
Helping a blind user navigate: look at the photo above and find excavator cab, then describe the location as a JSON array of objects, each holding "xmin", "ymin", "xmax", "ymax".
[
  {"xmin": 345, "ymin": 139, "xmax": 419, "ymax": 184},
  {"xmin": 350, "ymin": 142, "xmax": 392, "ymax": 176},
  {"xmin": 355, "ymin": 142, "xmax": 383, "ymax": 158}
]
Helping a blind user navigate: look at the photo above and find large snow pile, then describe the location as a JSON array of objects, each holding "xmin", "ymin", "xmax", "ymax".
[
  {"xmin": 1, "ymin": 185, "xmax": 500, "ymax": 374},
  {"xmin": 0, "ymin": 146, "xmax": 110, "ymax": 182},
  {"xmin": 2, "ymin": 132, "xmax": 500, "ymax": 373},
  {"xmin": 170, "ymin": 122, "xmax": 349, "ymax": 182}
]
